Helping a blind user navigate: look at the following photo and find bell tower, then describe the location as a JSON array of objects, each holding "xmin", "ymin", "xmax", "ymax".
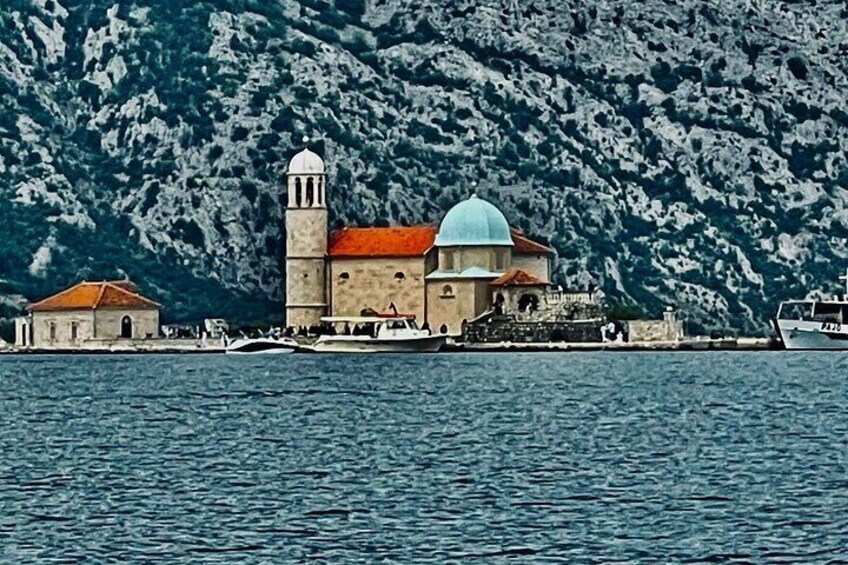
[{"xmin": 285, "ymin": 138, "xmax": 328, "ymax": 328}]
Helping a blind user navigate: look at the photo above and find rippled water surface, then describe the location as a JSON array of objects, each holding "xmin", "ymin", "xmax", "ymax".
[{"xmin": 2, "ymin": 352, "xmax": 848, "ymax": 562}]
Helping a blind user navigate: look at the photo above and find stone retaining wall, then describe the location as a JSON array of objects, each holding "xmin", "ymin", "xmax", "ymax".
[
  {"xmin": 463, "ymin": 315, "xmax": 605, "ymax": 343},
  {"xmin": 627, "ymin": 319, "xmax": 684, "ymax": 342}
]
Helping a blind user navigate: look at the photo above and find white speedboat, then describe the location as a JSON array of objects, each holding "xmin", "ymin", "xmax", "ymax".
[
  {"xmin": 225, "ymin": 336, "xmax": 299, "ymax": 354},
  {"xmin": 305, "ymin": 316, "xmax": 446, "ymax": 353},
  {"xmin": 775, "ymin": 271, "xmax": 848, "ymax": 349}
]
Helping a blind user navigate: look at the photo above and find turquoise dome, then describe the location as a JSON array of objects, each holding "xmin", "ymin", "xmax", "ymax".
[{"xmin": 435, "ymin": 194, "xmax": 514, "ymax": 247}]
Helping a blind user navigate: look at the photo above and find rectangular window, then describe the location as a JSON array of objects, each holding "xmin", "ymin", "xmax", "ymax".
[
  {"xmin": 49, "ymin": 322, "xmax": 56, "ymax": 341},
  {"xmin": 495, "ymin": 249, "xmax": 508, "ymax": 270},
  {"xmin": 443, "ymin": 250, "xmax": 454, "ymax": 271},
  {"xmin": 71, "ymin": 322, "xmax": 78, "ymax": 341}
]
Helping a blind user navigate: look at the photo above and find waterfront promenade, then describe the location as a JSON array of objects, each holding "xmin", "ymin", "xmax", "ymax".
[{"xmin": 1, "ymin": 337, "xmax": 778, "ymax": 354}]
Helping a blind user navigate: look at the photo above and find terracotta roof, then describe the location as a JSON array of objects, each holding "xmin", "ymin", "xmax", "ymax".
[
  {"xmin": 490, "ymin": 268, "xmax": 546, "ymax": 287},
  {"xmin": 326, "ymin": 225, "xmax": 550, "ymax": 258},
  {"xmin": 110, "ymin": 281, "xmax": 139, "ymax": 293},
  {"xmin": 510, "ymin": 229, "xmax": 553, "ymax": 255},
  {"xmin": 328, "ymin": 226, "xmax": 437, "ymax": 258},
  {"xmin": 28, "ymin": 281, "xmax": 160, "ymax": 312}
]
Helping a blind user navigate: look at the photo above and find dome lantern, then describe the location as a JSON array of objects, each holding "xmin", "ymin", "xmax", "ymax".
[
  {"xmin": 286, "ymin": 140, "xmax": 326, "ymax": 209},
  {"xmin": 287, "ymin": 138, "xmax": 325, "ymax": 175}
]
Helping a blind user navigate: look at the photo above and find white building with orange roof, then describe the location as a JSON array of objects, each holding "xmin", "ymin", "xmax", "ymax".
[
  {"xmin": 16, "ymin": 280, "xmax": 160, "ymax": 348},
  {"xmin": 284, "ymin": 143, "xmax": 555, "ymax": 334}
]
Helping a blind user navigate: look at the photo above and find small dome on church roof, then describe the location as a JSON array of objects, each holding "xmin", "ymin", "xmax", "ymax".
[
  {"xmin": 288, "ymin": 147, "xmax": 325, "ymax": 175},
  {"xmin": 435, "ymin": 194, "xmax": 513, "ymax": 247}
]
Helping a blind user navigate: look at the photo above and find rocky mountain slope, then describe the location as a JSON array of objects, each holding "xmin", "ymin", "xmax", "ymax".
[{"xmin": 1, "ymin": 0, "xmax": 847, "ymax": 334}]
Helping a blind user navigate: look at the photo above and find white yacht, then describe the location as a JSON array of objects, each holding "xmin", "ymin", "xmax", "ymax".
[
  {"xmin": 225, "ymin": 335, "xmax": 299, "ymax": 354},
  {"xmin": 775, "ymin": 272, "xmax": 848, "ymax": 349},
  {"xmin": 305, "ymin": 316, "xmax": 446, "ymax": 353}
]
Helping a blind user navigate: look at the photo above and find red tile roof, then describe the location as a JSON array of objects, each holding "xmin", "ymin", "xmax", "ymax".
[
  {"xmin": 28, "ymin": 281, "xmax": 160, "ymax": 312},
  {"xmin": 328, "ymin": 226, "xmax": 437, "ymax": 258},
  {"xmin": 110, "ymin": 281, "xmax": 139, "ymax": 293},
  {"xmin": 326, "ymin": 225, "xmax": 551, "ymax": 258},
  {"xmin": 511, "ymin": 229, "xmax": 553, "ymax": 255},
  {"xmin": 490, "ymin": 268, "xmax": 546, "ymax": 287}
]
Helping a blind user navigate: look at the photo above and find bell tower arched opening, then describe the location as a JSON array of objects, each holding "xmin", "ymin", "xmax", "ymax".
[
  {"xmin": 294, "ymin": 177, "xmax": 303, "ymax": 207},
  {"xmin": 305, "ymin": 177, "xmax": 314, "ymax": 207}
]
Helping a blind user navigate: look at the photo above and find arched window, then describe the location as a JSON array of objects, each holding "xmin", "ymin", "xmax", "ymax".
[
  {"xmin": 294, "ymin": 177, "xmax": 302, "ymax": 207},
  {"xmin": 494, "ymin": 293, "xmax": 505, "ymax": 314},
  {"xmin": 339, "ymin": 272, "xmax": 350, "ymax": 280},
  {"xmin": 441, "ymin": 285, "xmax": 454, "ymax": 298},
  {"xmin": 305, "ymin": 177, "xmax": 314, "ymax": 207},
  {"xmin": 518, "ymin": 294, "xmax": 540, "ymax": 313},
  {"xmin": 121, "ymin": 316, "xmax": 133, "ymax": 339},
  {"xmin": 394, "ymin": 271, "xmax": 405, "ymax": 280}
]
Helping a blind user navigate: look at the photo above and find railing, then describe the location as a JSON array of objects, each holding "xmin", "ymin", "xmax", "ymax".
[{"xmin": 545, "ymin": 290, "xmax": 595, "ymax": 305}]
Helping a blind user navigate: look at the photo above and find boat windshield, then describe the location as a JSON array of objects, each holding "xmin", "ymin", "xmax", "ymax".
[
  {"xmin": 778, "ymin": 301, "xmax": 848, "ymax": 323},
  {"xmin": 813, "ymin": 302, "xmax": 848, "ymax": 324},
  {"xmin": 778, "ymin": 301, "xmax": 813, "ymax": 321},
  {"xmin": 383, "ymin": 319, "xmax": 418, "ymax": 330}
]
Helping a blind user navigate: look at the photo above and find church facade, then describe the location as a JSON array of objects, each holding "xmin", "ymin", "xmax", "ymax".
[{"xmin": 284, "ymin": 145, "xmax": 554, "ymax": 334}]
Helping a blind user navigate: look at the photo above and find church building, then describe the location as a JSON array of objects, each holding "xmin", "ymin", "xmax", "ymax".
[
  {"xmin": 284, "ymin": 145, "xmax": 554, "ymax": 334},
  {"xmin": 16, "ymin": 280, "xmax": 160, "ymax": 348}
]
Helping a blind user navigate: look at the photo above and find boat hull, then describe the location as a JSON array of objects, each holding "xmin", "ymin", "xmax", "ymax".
[
  {"xmin": 776, "ymin": 319, "xmax": 848, "ymax": 350},
  {"xmin": 307, "ymin": 335, "xmax": 446, "ymax": 353},
  {"xmin": 225, "ymin": 338, "xmax": 298, "ymax": 354}
]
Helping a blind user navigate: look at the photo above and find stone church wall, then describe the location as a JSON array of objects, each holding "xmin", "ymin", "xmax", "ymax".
[
  {"xmin": 31, "ymin": 311, "xmax": 95, "ymax": 347},
  {"xmin": 94, "ymin": 309, "xmax": 160, "ymax": 340},
  {"xmin": 285, "ymin": 208, "xmax": 328, "ymax": 257},
  {"xmin": 286, "ymin": 257, "xmax": 328, "ymax": 327},
  {"xmin": 426, "ymin": 279, "xmax": 488, "ymax": 335},
  {"xmin": 286, "ymin": 204, "xmax": 328, "ymax": 328},
  {"xmin": 511, "ymin": 254, "xmax": 550, "ymax": 282},
  {"xmin": 439, "ymin": 246, "xmax": 511, "ymax": 273},
  {"xmin": 329, "ymin": 257, "xmax": 427, "ymax": 321},
  {"xmin": 30, "ymin": 309, "xmax": 159, "ymax": 347}
]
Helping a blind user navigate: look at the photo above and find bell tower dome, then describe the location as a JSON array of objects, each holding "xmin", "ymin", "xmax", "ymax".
[{"xmin": 285, "ymin": 137, "xmax": 328, "ymax": 328}]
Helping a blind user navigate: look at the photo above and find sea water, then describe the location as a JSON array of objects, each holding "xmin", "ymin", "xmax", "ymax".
[{"xmin": 1, "ymin": 352, "xmax": 847, "ymax": 562}]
